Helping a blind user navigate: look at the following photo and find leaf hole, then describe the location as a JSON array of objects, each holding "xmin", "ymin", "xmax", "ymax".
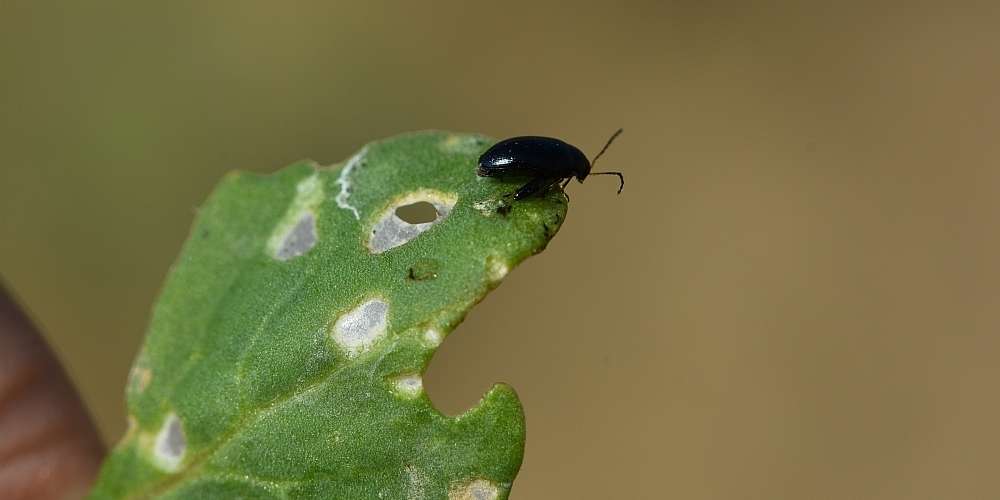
[
  {"xmin": 367, "ymin": 190, "xmax": 457, "ymax": 254},
  {"xmin": 395, "ymin": 201, "xmax": 440, "ymax": 224}
]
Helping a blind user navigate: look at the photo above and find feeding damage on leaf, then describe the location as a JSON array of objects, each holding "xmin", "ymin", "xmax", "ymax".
[
  {"xmin": 268, "ymin": 172, "xmax": 324, "ymax": 261},
  {"xmin": 368, "ymin": 189, "xmax": 458, "ymax": 254},
  {"xmin": 151, "ymin": 413, "xmax": 186, "ymax": 473},
  {"xmin": 331, "ymin": 297, "xmax": 390, "ymax": 357},
  {"xmin": 89, "ymin": 131, "xmax": 568, "ymax": 499}
]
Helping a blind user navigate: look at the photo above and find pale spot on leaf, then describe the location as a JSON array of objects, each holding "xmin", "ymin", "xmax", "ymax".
[
  {"xmin": 129, "ymin": 365, "xmax": 151, "ymax": 393},
  {"xmin": 393, "ymin": 374, "xmax": 423, "ymax": 399},
  {"xmin": 423, "ymin": 328, "xmax": 443, "ymax": 347},
  {"xmin": 332, "ymin": 298, "xmax": 389, "ymax": 357},
  {"xmin": 449, "ymin": 478, "xmax": 499, "ymax": 500},
  {"xmin": 269, "ymin": 172, "xmax": 324, "ymax": 260},
  {"xmin": 153, "ymin": 413, "xmax": 186, "ymax": 472},
  {"xmin": 275, "ymin": 212, "xmax": 316, "ymax": 260},
  {"xmin": 485, "ymin": 255, "xmax": 509, "ymax": 282},
  {"xmin": 439, "ymin": 134, "xmax": 489, "ymax": 154}
]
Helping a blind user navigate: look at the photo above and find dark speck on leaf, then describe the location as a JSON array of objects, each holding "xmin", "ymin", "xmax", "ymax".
[{"xmin": 407, "ymin": 258, "xmax": 440, "ymax": 281}]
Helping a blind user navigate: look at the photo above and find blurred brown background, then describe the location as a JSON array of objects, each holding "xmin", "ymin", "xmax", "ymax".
[{"xmin": 3, "ymin": 1, "xmax": 999, "ymax": 498}]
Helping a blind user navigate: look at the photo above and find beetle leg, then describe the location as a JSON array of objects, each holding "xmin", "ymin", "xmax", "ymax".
[
  {"xmin": 513, "ymin": 177, "xmax": 560, "ymax": 200},
  {"xmin": 512, "ymin": 177, "xmax": 549, "ymax": 200}
]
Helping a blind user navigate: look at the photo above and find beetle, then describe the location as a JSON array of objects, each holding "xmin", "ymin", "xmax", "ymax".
[{"xmin": 477, "ymin": 129, "xmax": 625, "ymax": 200}]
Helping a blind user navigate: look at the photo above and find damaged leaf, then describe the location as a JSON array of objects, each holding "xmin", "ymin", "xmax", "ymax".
[{"xmin": 89, "ymin": 131, "xmax": 568, "ymax": 499}]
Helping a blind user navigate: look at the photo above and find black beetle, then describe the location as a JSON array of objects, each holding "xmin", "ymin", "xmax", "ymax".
[{"xmin": 477, "ymin": 129, "xmax": 625, "ymax": 200}]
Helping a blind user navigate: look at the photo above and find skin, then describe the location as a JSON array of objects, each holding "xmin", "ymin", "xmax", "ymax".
[{"xmin": 0, "ymin": 285, "xmax": 104, "ymax": 499}]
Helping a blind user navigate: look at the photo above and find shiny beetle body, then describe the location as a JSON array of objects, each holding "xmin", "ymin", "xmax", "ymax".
[{"xmin": 477, "ymin": 130, "xmax": 625, "ymax": 200}]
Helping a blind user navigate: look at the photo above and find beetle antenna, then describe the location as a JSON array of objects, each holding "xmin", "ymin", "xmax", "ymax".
[
  {"xmin": 590, "ymin": 128, "xmax": 624, "ymax": 194},
  {"xmin": 589, "ymin": 171, "xmax": 625, "ymax": 194},
  {"xmin": 591, "ymin": 128, "xmax": 623, "ymax": 168}
]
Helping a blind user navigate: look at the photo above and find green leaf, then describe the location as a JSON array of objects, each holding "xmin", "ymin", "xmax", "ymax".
[{"xmin": 89, "ymin": 131, "xmax": 568, "ymax": 499}]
